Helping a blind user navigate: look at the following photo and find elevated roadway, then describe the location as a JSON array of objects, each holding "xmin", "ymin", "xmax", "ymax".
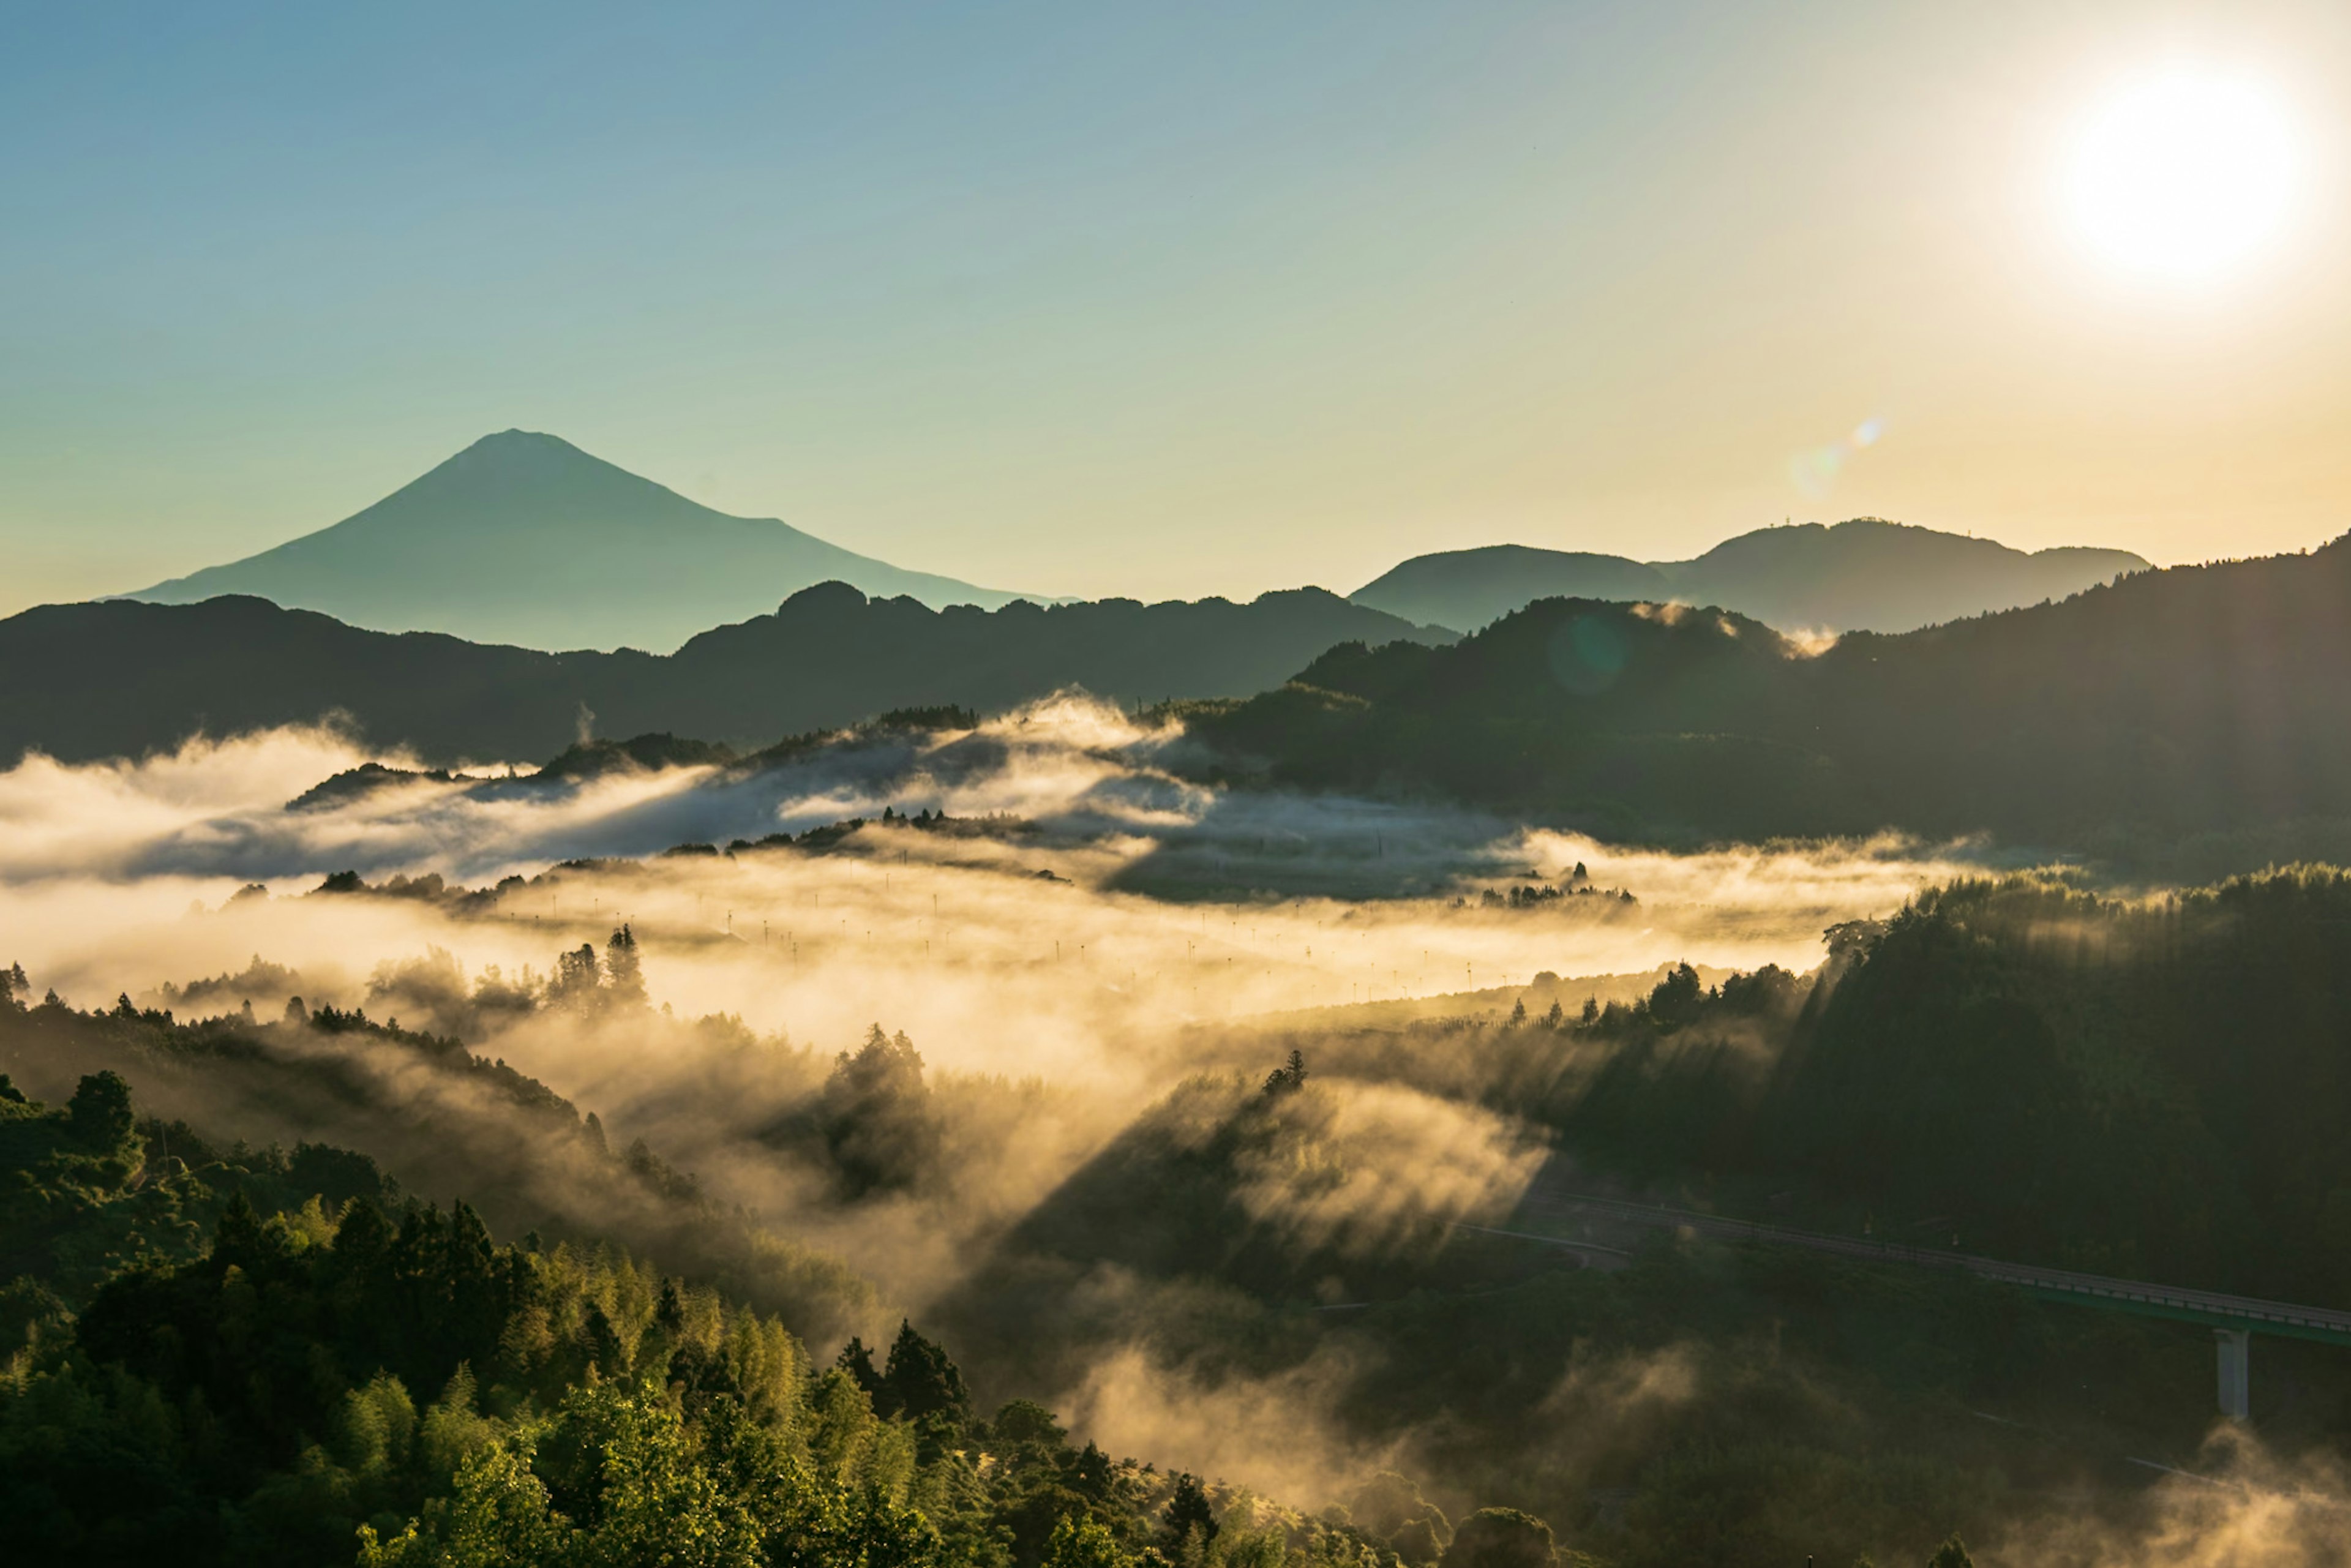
[{"xmin": 1483, "ymin": 1187, "xmax": 2351, "ymax": 1419}]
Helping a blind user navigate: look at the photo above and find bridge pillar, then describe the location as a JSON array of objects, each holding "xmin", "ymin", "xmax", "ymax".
[{"xmin": 2215, "ymin": 1328, "xmax": 2250, "ymax": 1421}]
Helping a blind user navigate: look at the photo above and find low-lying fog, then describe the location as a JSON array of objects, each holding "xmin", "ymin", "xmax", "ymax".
[
  {"xmin": 1, "ymin": 697, "xmax": 2030, "ymax": 1528},
  {"xmin": 0, "ymin": 697, "xmax": 1981, "ymax": 1037}
]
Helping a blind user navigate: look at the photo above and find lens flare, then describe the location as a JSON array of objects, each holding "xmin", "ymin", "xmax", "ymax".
[{"xmin": 1788, "ymin": 415, "xmax": 1886, "ymax": 501}]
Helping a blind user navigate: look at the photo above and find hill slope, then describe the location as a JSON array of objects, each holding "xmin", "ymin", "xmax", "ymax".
[
  {"xmin": 1200, "ymin": 538, "xmax": 2351, "ymax": 845},
  {"xmin": 1351, "ymin": 519, "xmax": 2147, "ymax": 634},
  {"xmin": 125, "ymin": 430, "xmax": 1037, "ymax": 653},
  {"xmin": 0, "ymin": 585, "xmax": 1450, "ymax": 763}
]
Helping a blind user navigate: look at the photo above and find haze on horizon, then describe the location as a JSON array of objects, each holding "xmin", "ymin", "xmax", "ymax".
[{"xmin": 6, "ymin": 0, "xmax": 2350, "ymax": 619}]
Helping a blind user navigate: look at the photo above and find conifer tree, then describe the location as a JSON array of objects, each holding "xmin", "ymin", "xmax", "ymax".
[{"xmin": 604, "ymin": 924, "xmax": 647, "ymax": 1008}]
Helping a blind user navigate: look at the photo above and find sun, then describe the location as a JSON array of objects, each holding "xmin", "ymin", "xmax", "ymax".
[{"xmin": 2060, "ymin": 69, "xmax": 2300, "ymax": 285}]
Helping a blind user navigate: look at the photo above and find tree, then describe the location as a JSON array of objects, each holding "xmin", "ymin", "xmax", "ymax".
[
  {"xmin": 359, "ymin": 1436, "xmax": 572, "ymax": 1567},
  {"xmin": 604, "ymin": 925, "xmax": 647, "ymax": 1008},
  {"xmin": 580, "ymin": 1302, "xmax": 624, "ymax": 1375},
  {"xmin": 549, "ymin": 943, "xmax": 602, "ymax": 1011},
  {"xmin": 991, "ymin": 1399, "xmax": 1066, "ymax": 1447},
  {"xmin": 820, "ymin": 1027, "xmax": 940, "ymax": 1196},
  {"xmin": 880, "ymin": 1319, "xmax": 968, "ymax": 1424},
  {"xmin": 1441, "ymin": 1509, "xmax": 1556, "ymax": 1568},
  {"xmin": 836, "ymin": 1337, "xmax": 884, "ymax": 1403},
  {"xmin": 1926, "ymin": 1537, "xmax": 1974, "ymax": 1568},
  {"xmin": 1645, "ymin": 964, "xmax": 1703, "ymax": 1028},
  {"xmin": 1163, "ymin": 1472, "xmax": 1218, "ymax": 1555},
  {"xmin": 1263, "ymin": 1049, "xmax": 1308, "ymax": 1096},
  {"xmin": 1046, "ymin": 1512, "xmax": 1128, "ymax": 1568},
  {"xmin": 66, "ymin": 1070, "xmax": 136, "ymax": 1151}
]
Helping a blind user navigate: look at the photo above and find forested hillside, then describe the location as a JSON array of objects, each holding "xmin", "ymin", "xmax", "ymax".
[
  {"xmin": 1194, "ymin": 536, "xmax": 2351, "ymax": 849},
  {"xmin": 0, "ymin": 967, "xmax": 1457, "ymax": 1568},
  {"xmin": 1254, "ymin": 866, "xmax": 2351, "ymax": 1307},
  {"xmin": 0, "ymin": 888, "xmax": 2233, "ymax": 1568}
]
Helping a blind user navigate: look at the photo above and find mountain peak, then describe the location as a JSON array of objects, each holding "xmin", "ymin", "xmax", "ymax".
[
  {"xmin": 429, "ymin": 428, "xmax": 617, "ymax": 486},
  {"xmin": 121, "ymin": 432, "xmax": 1037, "ymax": 652},
  {"xmin": 463, "ymin": 428, "xmax": 584, "ymax": 456}
]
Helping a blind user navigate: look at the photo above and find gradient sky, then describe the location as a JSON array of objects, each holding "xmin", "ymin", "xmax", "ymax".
[{"xmin": 6, "ymin": 0, "xmax": 2350, "ymax": 613}]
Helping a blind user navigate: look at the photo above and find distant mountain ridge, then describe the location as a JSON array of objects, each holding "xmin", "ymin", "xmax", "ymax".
[
  {"xmin": 124, "ymin": 432, "xmax": 2150, "ymax": 652},
  {"xmin": 0, "ymin": 583, "xmax": 1451, "ymax": 765},
  {"xmin": 1196, "ymin": 535, "xmax": 2351, "ymax": 847},
  {"xmin": 126, "ymin": 430, "xmax": 1041, "ymax": 653},
  {"xmin": 1351, "ymin": 519, "xmax": 2149, "ymax": 634}
]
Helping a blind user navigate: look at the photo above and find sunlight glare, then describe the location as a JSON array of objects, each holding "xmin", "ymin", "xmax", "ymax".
[{"xmin": 2061, "ymin": 69, "xmax": 2300, "ymax": 287}]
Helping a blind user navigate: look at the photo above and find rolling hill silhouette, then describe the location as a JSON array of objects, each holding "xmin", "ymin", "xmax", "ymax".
[
  {"xmin": 0, "ymin": 584, "xmax": 1449, "ymax": 764},
  {"xmin": 1196, "ymin": 536, "xmax": 2351, "ymax": 846},
  {"xmin": 11, "ymin": 541, "xmax": 2351, "ymax": 857},
  {"xmin": 1351, "ymin": 519, "xmax": 2147, "ymax": 634},
  {"xmin": 124, "ymin": 430, "xmax": 1039, "ymax": 653}
]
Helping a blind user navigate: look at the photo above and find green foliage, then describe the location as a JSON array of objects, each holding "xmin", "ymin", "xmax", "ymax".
[
  {"xmin": 1163, "ymin": 1471, "xmax": 1219, "ymax": 1556},
  {"xmin": 1045, "ymin": 1512, "xmax": 1130, "ymax": 1568},
  {"xmin": 1760, "ymin": 871, "xmax": 2351, "ymax": 1296},
  {"xmin": 25, "ymin": 857, "xmax": 2351, "ymax": 1567},
  {"xmin": 0, "ymin": 972, "xmax": 875, "ymax": 1336},
  {"xmin": 0, "ymin": 1115, "xmax": 1189, "ymax": 1568},
  {"xmin": 0, "ymin": 1068, "xmax": 396, "ymax": 1311},
  {"xmin": 879, "ymin": 1319, "xmax": 969, "ymax": 1427}
]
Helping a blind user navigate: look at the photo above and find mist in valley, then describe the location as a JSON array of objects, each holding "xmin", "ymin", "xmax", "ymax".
[{"xmin": 6, "ymin": 703, "xmax": 2348, "ymax": 1566}]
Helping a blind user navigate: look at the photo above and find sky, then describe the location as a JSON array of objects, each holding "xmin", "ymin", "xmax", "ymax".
[{"xmin": 4, "ymin": 0, "xmax": 2350, "ymax": 613}]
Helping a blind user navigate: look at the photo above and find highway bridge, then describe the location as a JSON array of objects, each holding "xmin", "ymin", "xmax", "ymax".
[{"xmin": 1475, "ymin": 1187, "xmax": 2351, "ymax": 1420}]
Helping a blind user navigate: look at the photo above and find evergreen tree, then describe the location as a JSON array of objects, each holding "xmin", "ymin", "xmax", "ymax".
[
  {"xmin": 604, "ymin": 924, "xmax": 648, "ymax": 1008},
  {"xmin": 1263, "ymin": 1049, "xmax": 1308, "ymax": 1095},
  {"xmin": 549, "ymin": 943, "xmax": 603, "ymax": 1010},
  {"xmin": 820, "ymin": 1027, "xmax": 940, "ymax": 1196},
  {"xmin": 880, "ymin": 1318, "xmax": 968, "ymax": 1424},
  {"xmin": 836, "ymin": 1337, "xmax": 884, "ymax": 1403},
  {"xmin": 1163, "ymin": 1472, "xmax": 1218, "ymax": 1554}
]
